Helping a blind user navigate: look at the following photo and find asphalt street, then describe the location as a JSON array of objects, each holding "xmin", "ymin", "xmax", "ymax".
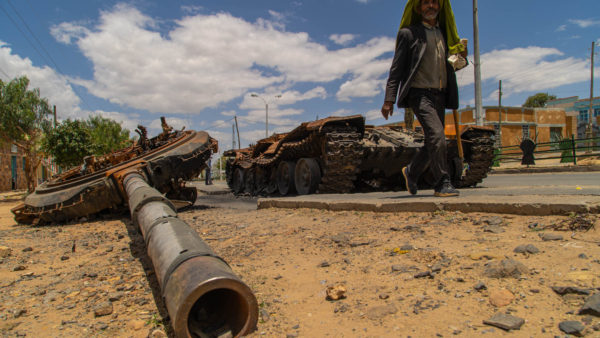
[{"xmin": 192, "ymin": 171, "xmax": 600, "ymax": 215}]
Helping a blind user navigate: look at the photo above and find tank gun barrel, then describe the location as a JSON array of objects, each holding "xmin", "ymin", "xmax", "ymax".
[{"xmin": 123, "ymin": 173, "xmax": 258, "ymax": 338}]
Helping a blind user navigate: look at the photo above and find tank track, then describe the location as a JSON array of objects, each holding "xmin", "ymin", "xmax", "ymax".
[
  {"xmin": 455, "ymin": 130, "xmax": 496, "ymax": 188},
  {"xmin": 318, "ymin": 127, "xmax": 363, "ymax": 193}
]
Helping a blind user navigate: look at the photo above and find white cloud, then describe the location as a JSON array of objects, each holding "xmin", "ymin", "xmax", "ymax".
[
  {"xmin": 181, "ymin": 5, "xmax": 203, "ymax": 15},
  {"xmin": 556, "ymin": 25, "xmax": 567, "ymax": 32},
  {"xmin": 365, "ymin": 109, "xmax": 383, "ymax": 122},
  {"xmin": 457, "ymin": 47, "xmax": 591, "ymax": 99},
  {"xmin": 336, "ymin": 58, "xmax": 390, "ymax": 101},
  {"xmin": 0, "ymin": 41, "xmax": 81, "ymax": 118},
  {"xmin": 330, "ymin": 33, "xmax": 356, "ymax": 45},
  {"xmin": 51, "ymin": 5, "xmax": 393, "ymax": 114},
  {"xmin": 355, "ymin": 0, "xmax": 373, "ymax": 3},
  {"xmin": 239, "ymin": 87, "xmax": 327, "ymax": 110},
  {"xmin": 568, "ymin": 18, "xmax": 600, "ymax": 28},
  {"xmin": 50, "ymin": 22, "xmax": 90, "ymax": 45}
]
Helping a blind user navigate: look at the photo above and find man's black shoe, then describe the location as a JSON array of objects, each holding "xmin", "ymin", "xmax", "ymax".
[
  {"xmin": 434, "ymin": 182, "xmax": 459, "ymax": 197},
  {"xmin": 402, "ymin": 166, "xmax": 417, "ymax": 195}
]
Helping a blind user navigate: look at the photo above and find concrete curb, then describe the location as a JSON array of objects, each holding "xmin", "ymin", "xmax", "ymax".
[
  {"xmin": 258, "ymin": 196, "xmax": 600, "ymax": 216},
  {"xmin": 491, "ymin": 165, "xmax": 600, "ymax": 175}
]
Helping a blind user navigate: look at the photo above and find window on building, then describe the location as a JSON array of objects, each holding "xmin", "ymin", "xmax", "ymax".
[
  {"xmin": 579, "ymin": 110, "xmax": 588, "ymax": 123},
  {"xmin": 522, "ymin": 125, "xmax": 530, "ymax": 139},
  {"xmin": 550, "ymin": 127, "xmax": 562, "ymax": 142}
]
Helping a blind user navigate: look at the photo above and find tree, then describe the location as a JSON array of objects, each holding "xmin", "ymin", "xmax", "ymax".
[
  {"xmin": 0, "ymin": 76, "xmax": 52, "ymax": 192},
  {"xmin": 42, "ymin": 115, "xmax": 131, "ymax": 169},
  {"xmin": 42, "ymin": 119, "xmax": 93, "ymax": 169},
  {"xmin": 87, "ymin": 115, "xmax": 130, "ymax": 155},
  {"xmin": 522, "ymin": 93, "xmax": 557, "ymax": 108}
]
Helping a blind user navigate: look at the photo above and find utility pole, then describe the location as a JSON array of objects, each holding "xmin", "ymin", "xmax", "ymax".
[
  {"xmin": 498, "ymin": 80, "xmax": 502, "ymax": 147},
  {"xmin": 53, "ymin": 105, "xmax": 57, "ymax": 128},
  {"xmin": 473, "ymin": 0, "xmax": 483, "ymax": 126},
  {"xmin": 232, "ymin": 123, "xmax": 236, "ymax": 150},
  {"xmin": 234, "ymin": 115, "xmax": 241, "ymax": 149},
  {"xmin": 587, "ymin": 41, "xmax": 595, "ymax": 148}
]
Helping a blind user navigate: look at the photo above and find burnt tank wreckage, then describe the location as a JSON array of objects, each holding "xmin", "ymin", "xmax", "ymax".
[
  {"xmin": 224, "ymin": 115, "xmax": 496, "ymax": 196},
  {"xmin": 12, "ymin": 118, "xmax": 259, "ymax": 338},
  {"xmin": 12, "ymin": 117, "xmax": 217, "ymax": 225}
]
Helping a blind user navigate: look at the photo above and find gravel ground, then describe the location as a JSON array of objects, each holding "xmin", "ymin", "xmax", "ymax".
[{"xmin": 1, "ymin": 197, "xmax": 599, "ymax": 337}]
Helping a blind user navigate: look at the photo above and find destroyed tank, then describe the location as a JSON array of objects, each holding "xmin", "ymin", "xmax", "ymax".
[
  {"xmin": 224, "ymin": 115, "xmax": 495, "ymax": 196},
  {"xmin": 12, "ymin": 117, "xmax": 217, "ymax": 225}
]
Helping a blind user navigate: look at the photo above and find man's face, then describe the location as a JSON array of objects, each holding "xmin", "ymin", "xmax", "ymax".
[{"xmin": 419, "ymin": 0, "xmax": 440, "ymax": 21}]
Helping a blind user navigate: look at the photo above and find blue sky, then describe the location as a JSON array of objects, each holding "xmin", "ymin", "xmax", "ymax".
[{"xmin": 1, "ymin": 0, "xmax": 599, "ymax": 150}]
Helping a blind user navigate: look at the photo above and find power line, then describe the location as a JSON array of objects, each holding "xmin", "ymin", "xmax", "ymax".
[
  {"xmin": 1, "ymin": 1, "xmax": 94, "ymax": 112},
  {"xmin": 7, "ymin": 0, "xmax": 62, "ymax": 73}
]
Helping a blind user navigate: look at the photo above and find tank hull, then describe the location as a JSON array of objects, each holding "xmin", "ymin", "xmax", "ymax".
[{"xmin": 224, "ymin": 115, "xmax": 496, "ymax": 196}]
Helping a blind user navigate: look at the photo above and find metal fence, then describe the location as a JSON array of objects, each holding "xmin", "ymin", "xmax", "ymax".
[{"xmin": 494, "ymin": 136, "xmax": 600, "ymax": 165}]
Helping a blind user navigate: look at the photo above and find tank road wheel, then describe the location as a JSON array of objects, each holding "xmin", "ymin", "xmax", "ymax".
[
  {"xmin": 277, "ymin": 161, "xmax": 296, "ymax": 196},
  {"xmin": 232, "ymin": 167, "xmax": 245, "ymax": 194},
  {"xmin": 294, "ymin": 158, "xmax": 321, "ymax": 195}
]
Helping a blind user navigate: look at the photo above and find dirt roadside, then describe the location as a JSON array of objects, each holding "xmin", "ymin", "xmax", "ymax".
[{"xmin": 0, "ymin": 198, "xmax": 599, "ymax": 337}]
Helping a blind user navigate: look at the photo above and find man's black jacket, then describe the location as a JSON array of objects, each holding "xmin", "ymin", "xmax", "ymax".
[{"xmin": 384, "ymin": 24, "xmax": 459, "ymax": 109}]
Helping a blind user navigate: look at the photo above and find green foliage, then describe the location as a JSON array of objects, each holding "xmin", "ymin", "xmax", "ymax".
[
  {"xmin": 558, "ymin": 137, "xmax": 574, "ymax": 163},
  {"xmin": 42, "ymin": 115, "xmax": 131, "ymax": 169},
  {"xmin": 0, "ymin": 76, "xmax": 53, "ymax": 192},
  {"xmin": 87, "ymin": 115, "xmax": 130, "ymax": 155},
  {"xmin": 492, "ymin": 148, "xmax": 501, "ymax": 167},
  {"xmin": 42, "ymin": 119, "xmax": 93, "ymax": 169},
  {"xmin": 522, "ymin": 93, "xmax": 557, "ymax": 108},
  {"xmin": 0, "ymin": 76, "xmax": 52, "ymax": 146}
]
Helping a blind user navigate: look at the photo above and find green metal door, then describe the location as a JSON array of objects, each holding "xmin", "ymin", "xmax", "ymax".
[{"xmin": 11, "ymin": 156, "xmax": 17, "ymax": 190}]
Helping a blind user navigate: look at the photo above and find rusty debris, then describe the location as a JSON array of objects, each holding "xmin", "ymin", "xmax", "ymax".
[
  {"xmin": 224, "ymin": 115, "xmax": 496, "ymax": 196},
  {"xmin": 12, "ymin": 118, "xmax": 217, "ymax": 225}
]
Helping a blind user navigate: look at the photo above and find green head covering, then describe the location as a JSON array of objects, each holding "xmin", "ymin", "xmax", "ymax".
[{"xmin": 399, "ymin": 0, "xmax": 465, "ymax": 55}]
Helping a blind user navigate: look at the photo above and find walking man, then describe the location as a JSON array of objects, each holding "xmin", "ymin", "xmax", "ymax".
[{"xmin": 381, "ymin": 0, "xmax": 467, "ymax": 197}]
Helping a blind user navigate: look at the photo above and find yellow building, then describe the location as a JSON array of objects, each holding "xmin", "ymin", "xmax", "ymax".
[{"xmin": 393, "ymin": 106, "xmax": 575, "ymax": 147}]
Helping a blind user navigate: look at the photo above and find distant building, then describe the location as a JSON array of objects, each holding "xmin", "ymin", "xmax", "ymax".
[
  {"xmin": 1, "ymin": 143, "xmax": 58, "ymax": 192},
  {"xmin": 546, "ymin": 96, "xmax": 600, "ymax": 138},
  {"xmin": 389, "ymin": 106, "xmax": 576, "ymax": 147}
]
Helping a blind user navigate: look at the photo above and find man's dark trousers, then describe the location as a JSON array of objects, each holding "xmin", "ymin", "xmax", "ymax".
[{"xmin": 406, "ymin": 87, "xmax": 449, "ymax": 186}]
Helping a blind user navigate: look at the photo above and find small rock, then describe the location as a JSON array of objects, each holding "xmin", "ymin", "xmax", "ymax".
[
  {"xmin": 96, "ymin": 322, "xmax": 108, "ymax": 330},
  {"xmin": 431, "ymin": 263, "xmax": 442, "ymax": 273},
  {"xmin": 60, "ymin": 256, "xmax": 69, "ymax": 261},
  {"xmin": 483, "ymin": 225, "xmax": 505, "ymax": 234},
  {"xmin": 366, "ymin": 304, "xmax": 398, "ymax": 320},
  {"xmin": 483, "ymin": 313, "xmax": 525, "ymax": 331},
  {"xmin": 551, "ymin": 286, "xmax": 591, "ymax": 296},
  {"xmin": 489, "ymin": 288, "xmax": 515, "ymax": 307},
  {"xmin": 579, "ymin": 293, "xmax": 600, "ymax": 316},
  {"xmin": 149, "ymin": 329, "xmax": 167, "ymax": 338},
  {"xmin": 326, "ymin": 284, "xmax": 346, "ymax": 301},
  {"xmin": 513, "ymin": 244, "xmax": 539, "ymax": 254},
  {"xmin": 13, "ymin": 309, "xmax": 27, "ymax": 318},
  {"xmin": 93, "ymin": 302, "xmax": 113, "ymax": 317},
  {"xmin": 318, "ymin": 261, "xmax": 330, "ymax": 268},
  {"xmin": 22, "ymin": 247, "xmax": 33, "ymax": 252},
  {"xmin": 483, "ymin": 216, "xmax": 504, "ymax": 226},
  {"xmin": 260, "ymin": 308, "xmax": 270, "ymax": 322},
  {"xmin": 414, "ymin": 271, "xmax": 433, "ymax": 279},
  {"xmin": 474, "ymin": 282, "xmax": 487, "ymax": 291},
  {"xmin": 558, "ymin": 321, "xmax": 585, "ymax": 336},
  {"xmin": 0, "ymin": 246, "xmax": 11, "ymax": 258},
  {"xmin": 400, "ymin": 244, "xmax": 414, "ymax": 251},
  {"xmin": 108, "ymin": 292, "xmax": 124, "ymax": 302},
  {"xmin": 129, "ymin": 320, "xmax": 145, "ymax": 330},
  {"xmin": 578, "ymin": 253, "xmax": 588, "ymax": 259},
  {"xmin": 483, "ymin": 259, "xmax": 528, "ymax": 279},
  {"xmin": 379, "ymin": 293, "xmax": 390, "ymax": 300},
  {"xmin": 539, "ymin": 233, "xmax": 563, "ymax": 241},
  {"xmin": 13, "ymin": 265, "xmax": 26, "ymax": 271}
]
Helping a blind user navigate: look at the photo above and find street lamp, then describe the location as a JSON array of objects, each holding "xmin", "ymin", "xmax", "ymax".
[{"xmin": 250, "ymin": 93, "xmax": 282, "ymax": 138}]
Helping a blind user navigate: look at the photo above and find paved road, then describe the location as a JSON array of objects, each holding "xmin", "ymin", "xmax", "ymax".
[{"xmin": 191, "ymin": 171, "xmax": 600, "ymax": 215}]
